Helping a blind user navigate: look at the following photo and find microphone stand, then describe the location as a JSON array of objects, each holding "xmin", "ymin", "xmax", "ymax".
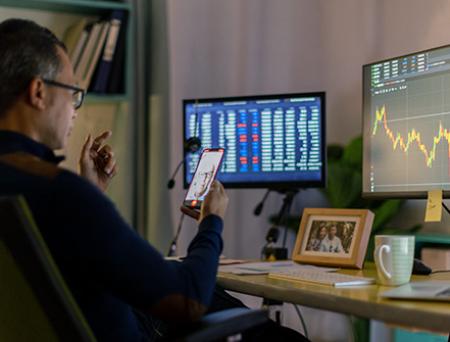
[
  {"xmin": 261, "ymin": 189, "xmax": 298, "ymax": 324},
  {"xmin": 167, "ymin": 159, "xmax": 184, "ymax": 189},
  {"xmin": 261, "ymin": 189, "xmax": 298, "ymax": 261}
]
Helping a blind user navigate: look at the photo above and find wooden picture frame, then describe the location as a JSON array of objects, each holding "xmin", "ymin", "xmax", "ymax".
[{"xmin": 292, "ymin": 208, "xmax": 374, "ymax": 269}]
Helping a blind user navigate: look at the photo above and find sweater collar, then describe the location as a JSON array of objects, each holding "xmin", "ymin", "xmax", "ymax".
[{"xmin": 0, "ymin": 130, "xmax": 65, "ymax": 164}]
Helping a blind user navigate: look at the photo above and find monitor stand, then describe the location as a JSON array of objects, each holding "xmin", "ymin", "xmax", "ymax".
[{"xmin": 261, "ymin": 189, "xmax": 298, "ymax": 261}]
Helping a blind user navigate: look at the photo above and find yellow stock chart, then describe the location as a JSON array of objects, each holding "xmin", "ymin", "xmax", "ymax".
[{"xmin": 372, "ymin": 105, "xmax": 450, "ymax": 169}]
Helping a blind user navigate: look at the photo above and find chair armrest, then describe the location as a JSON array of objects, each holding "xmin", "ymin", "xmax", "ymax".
[{"xmin": 183, "ymin": 308, "xmax": 268, "ymax": 342}]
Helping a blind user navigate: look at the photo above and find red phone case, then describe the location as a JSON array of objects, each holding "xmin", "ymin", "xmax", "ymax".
[
  {"xmin": 181, "ymin": 148, "xmax": 224, "ymax": 218},
  {"xmin": 180, "ymin": 205, "xmax": 200, "ymax": 220}
]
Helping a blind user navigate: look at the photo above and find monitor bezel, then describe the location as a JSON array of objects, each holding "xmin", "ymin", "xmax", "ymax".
[
  {"xmin": 361, "ymin": 43, "xmax": 450, "ymax": 199},
  {"xmin": 182, "ymin": 92, "xmax": 327, "ymax": 190}
]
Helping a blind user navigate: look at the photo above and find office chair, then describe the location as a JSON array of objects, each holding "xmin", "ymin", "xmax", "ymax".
[
  {"xmin": 0, "ymin": 196, "xmax": 268, "ymax": 341},
  {"xmin": 169, "ymin": 307, "xmax": 268, "ymax": 342},
  {"xmin": 0, "ymin": 195, "xmax": 96, "ymax": 342}
]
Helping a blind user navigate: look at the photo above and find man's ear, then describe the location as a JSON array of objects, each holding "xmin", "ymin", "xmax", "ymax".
[{"xmin": 28, "ymin": 77, "xmax": 47, "ymax": 110}]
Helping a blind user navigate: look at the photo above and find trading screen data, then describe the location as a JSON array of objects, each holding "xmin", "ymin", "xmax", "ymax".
[
  {"xmin": 363, "ymin": 45, "xmax": 450, "ymax": 196},
  {"xmin": 183, "ymin": 93, "xmax": 325, "ymax": 188}
]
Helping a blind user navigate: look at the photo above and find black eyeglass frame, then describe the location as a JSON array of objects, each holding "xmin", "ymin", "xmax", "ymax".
[{"xmin": 42, "ymin": 78, "xmax": 86, "ymax": 110}]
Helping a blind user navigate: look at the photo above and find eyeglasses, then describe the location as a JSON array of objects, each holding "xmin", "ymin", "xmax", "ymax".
[{"xmin": 42, "ymin": 78, "xmax": 86, "ymax": 110}]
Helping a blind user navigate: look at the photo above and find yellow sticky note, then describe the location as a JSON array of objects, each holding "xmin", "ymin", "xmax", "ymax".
[{"xmin": 425, "ymin": 189, "xmax": 442, "ymax": 222}]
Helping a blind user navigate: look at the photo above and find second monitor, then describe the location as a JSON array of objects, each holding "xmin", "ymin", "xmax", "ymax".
[{"xmin": 183, "ymin": 92, "xmax": 326, "ymax": 189}]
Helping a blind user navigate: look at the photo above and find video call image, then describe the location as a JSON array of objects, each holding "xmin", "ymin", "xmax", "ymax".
[
  {"xmin": 185, "ymin": 150, "xmax": 223, "ymax": 201},
  {"xmin": 302, "ymin": 219, "xmax": 357, "ymax": 256},
  {"xmin": 363, "ymin": 45, "xmax": 450, "ymax": 194}
]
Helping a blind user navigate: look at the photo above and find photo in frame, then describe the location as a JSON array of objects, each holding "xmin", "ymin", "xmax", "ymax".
[{"xmin": 292, "ymin": 208, "xmax": 374, "ymax": 269}]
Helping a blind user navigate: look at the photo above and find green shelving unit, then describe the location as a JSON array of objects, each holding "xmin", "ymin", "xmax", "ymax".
[
  {"xmin": 414, "ymin": 233, "xmax": 450, "ymax": 258},
  {"xmin": 85, "ymin": 94, "xmax": 129, "ymax": 104},
  {"xmin": 0, "ymin": 0, "xmax": 137, "ymax": 225},
  {"xmin": 0, "ymin": 0, "xmax": 134, "ymax": 101},
  {"xmin": 0, "ymin": 0, "xmax": 131, "ymax": 15}
]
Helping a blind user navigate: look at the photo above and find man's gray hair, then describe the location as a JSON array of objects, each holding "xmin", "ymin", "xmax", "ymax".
[{"xmin": 0, "ymin": 19, "xmax": 67, "ymax": 117}]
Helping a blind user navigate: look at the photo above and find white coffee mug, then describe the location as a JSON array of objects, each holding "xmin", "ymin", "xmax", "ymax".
[{"xmin": 374, "ymin": 235, "xmax": 415, "ymax": 286}]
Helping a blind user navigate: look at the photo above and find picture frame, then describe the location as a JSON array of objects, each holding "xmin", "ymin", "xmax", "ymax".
[{"xmin": 292, "ymin": 208, "xmax": 374, "ymax": 269}]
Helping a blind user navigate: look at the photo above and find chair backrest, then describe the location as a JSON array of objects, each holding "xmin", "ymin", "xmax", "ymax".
[{"xmin": 0, "ymin": 195, "xmax": 96, "ymax": 342}]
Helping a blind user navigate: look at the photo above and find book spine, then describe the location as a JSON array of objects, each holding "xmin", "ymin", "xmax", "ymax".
[
  {"xmin": 71, "ymin": 29, "xmax": 89, "ymax": 72},
  {"xmin": 107, "ymin": 13, "xmax": 127, "ymax": 94},
  {"xmin": 75, "ymin": 22, "xmax": 101, "ymax": 88},
  {"xmin": 91, "ymin": 11, "xmax": 124, "ymax": 93},
  {"xmin": 83, "ymin": 22, "xmax": 110, "ymax": 90}
]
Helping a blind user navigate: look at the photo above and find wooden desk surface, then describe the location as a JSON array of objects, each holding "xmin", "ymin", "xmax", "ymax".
[{"xmin": 217, "ymin": 263, "xmax": 450, "ymax": 333}]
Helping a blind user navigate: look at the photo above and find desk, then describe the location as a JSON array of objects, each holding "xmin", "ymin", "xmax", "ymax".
[{"xmin": 217, "ymin": 263, "xmax": 450, "ymax": 333}]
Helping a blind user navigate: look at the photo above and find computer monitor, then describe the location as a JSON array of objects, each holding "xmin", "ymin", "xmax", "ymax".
[
  {"xmin": 183, "ymin": 92, "xmax": 326, "ymax": 189},
  {"xmin": 362, "ymin": 44, "xmax": 450, "ymax": 198}
]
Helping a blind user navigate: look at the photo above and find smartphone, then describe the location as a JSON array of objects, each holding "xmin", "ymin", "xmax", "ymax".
[{"xmin": 181, "ymin": 148, "xmax": 225, "ymax": 219}]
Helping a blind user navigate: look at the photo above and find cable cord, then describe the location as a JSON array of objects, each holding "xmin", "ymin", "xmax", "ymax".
[
  {"xmin": 442, "ymin": 201, "xmax": 450, "ymax": 216},
  {"xmin": 167, "ymin": 159, "xmax": 185, "ymax": 188},
  {"xmin": 254, "ymin": 189, "xmax": 271, "ymax": 216},
  {"xmin": 281, "ymin": 196, "xmax": 294, "ymax": 248},
  {"xmin": 293, "ymin": 305, "xmax": 308, "ymax": 339},
  {"xmin": 347, "ymin": 315, "xmax": 355, "ymax": 342},
  {"xmin": 167, "ymin": 213, "xmax": 185, "ymax": 257}
]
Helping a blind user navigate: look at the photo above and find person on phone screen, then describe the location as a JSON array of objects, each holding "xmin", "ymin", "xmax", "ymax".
[{"xmin": 192, "ymin": 164, "xmax": 216, "ymax": 200}]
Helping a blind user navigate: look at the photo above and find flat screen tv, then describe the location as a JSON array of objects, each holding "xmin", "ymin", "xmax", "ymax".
[
  {"xmin": 183, "ymin": 92, "xmax": 326, "ymax": 189},
  {"xmin": 363, "ymin": 44, "xmax": 450, "ymax": 198}
]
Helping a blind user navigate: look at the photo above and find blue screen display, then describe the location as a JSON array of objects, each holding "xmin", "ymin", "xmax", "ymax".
[{"xmin": 183, "ymin": 93, "xmax": 326, "ymax": 188}]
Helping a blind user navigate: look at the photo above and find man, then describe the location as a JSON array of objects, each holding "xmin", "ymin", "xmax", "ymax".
[
  {"xmin": 0, "ymin": 18, "xmax": 228, "ymax": 340},
  {"xmin": 319, "ymin": 224, "xmax": 344, "ymax": 253}
]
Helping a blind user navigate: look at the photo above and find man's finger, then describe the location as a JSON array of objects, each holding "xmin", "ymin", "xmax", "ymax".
[
  {"xmin": 80, "ymin": 134, "xmax": 93, "ymax": 159},
  {"xmin": 109, "ymin": 164, "xmax": 118, "ymax": 177},
  {"xmin": 98, "ymin": 145, "xmax": 113, "ymax": 160},
  {"xmin": 92, "ymin": 131, "xmax": 112, "ymax": 151},
  {"xmin": 213, "ymin": 180, "xmax": 224, "ymax": 193},
  {"xmin": 209, "ymin": 180, "xmax": 219, "ymax": 192},
  {"xmin": 104, "ymin": 157, "xmax": 116, "ymax": 175}
]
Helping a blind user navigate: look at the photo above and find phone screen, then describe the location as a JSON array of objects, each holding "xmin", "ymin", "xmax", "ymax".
[{"xmin": 184, "ymin": 148, "xmax": 224, "ymax": 209}]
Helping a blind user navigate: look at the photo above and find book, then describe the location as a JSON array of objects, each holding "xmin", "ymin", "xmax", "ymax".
[
  {"xmin": 75, "ymin": 22, "xmax": 102, "ymax": 87},
  {"xmin": 81, "ymin": 21, "xmax": 110, "ymax": 90},
  {"xmin": 63, "ymin": 18, "xmax": 87, "ymax": 57},
  {"xmin": 90, "ymin": 10, "xmax": 125, "ymax": 93},
  {"xmin": 71, "ymin": 28, "xmax": 89, "ymax": 71},
  {"xmin": 107, "ymin": 13, "xmax": 128, "ymax": 94}
]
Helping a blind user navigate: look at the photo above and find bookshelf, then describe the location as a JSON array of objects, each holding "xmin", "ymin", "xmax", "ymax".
[
  {"xmin": 0, "ymin": 0, "xmax": 136, "ymax": 225},
  {"xmin": 0, "ymin": 0, "xmax": 132, "ymax": 13}
]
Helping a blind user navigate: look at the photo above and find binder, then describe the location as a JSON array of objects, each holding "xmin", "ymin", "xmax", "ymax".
[
  {"xmin": 71, "ymin": 29, "xmax": 89, "ymax": 71},
  {"xmin": 90, "ymin": 10, "xmax": 125, "ymax": 93},
  {"xmin": 106, "ymin": 13, "xmax": 128, "ymax": 94},
  {"xmin": 75, "ymin": 22, "xmax": 101, "ymax": 87},
  {"xmin": 81, "ymin": 22, "xmax": 110, "ymax": 90},
  {"xmin": 63, "ymin": 18, "xmax": 87, "ymax": 57}
]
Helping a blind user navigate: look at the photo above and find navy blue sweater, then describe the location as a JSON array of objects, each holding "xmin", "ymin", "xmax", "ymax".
[{"xmin": 0, "ymin": 130, "xmax": 223, "ymax": 341}]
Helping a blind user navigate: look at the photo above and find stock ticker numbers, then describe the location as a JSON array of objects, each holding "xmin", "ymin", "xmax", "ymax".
[{"xmin": 187, "ymin": 101, "xmax": 322, "ymax": 177}]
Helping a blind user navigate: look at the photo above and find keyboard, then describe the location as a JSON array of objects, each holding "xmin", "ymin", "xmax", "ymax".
[{"xmin": 268, "ymin": 269, "xmax": 375, "ymax": 287}]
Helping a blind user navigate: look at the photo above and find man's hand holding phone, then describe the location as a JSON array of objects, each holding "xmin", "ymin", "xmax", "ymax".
[
  {"xmin": 199, "ymin": 180, "xmax": 228, "ymax": 221},
  {"xmin": 181, "ymin": 181, "xmax": 228, "ymax": 221}
]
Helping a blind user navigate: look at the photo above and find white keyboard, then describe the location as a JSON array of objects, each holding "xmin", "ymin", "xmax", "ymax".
[{"xmin": 268, "ymin": 269, "xmax": 375, "ymax": 287}]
